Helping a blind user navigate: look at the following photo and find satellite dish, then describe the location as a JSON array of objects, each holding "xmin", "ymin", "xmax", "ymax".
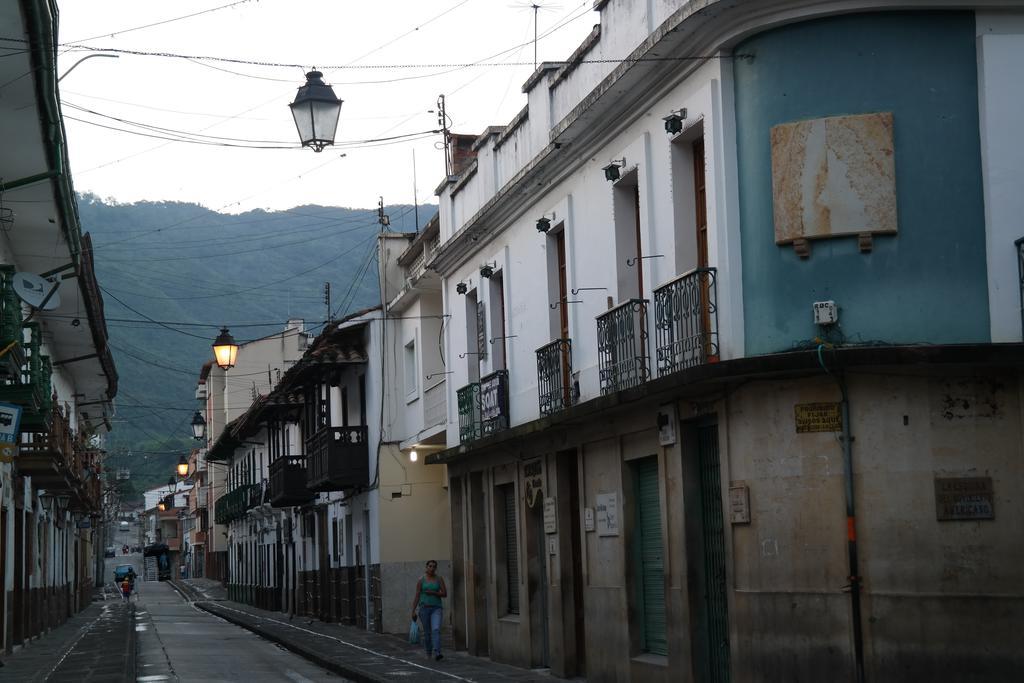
[{"xmin": 12, "ymin": 272, "xmax": 60, "ymax": 310}]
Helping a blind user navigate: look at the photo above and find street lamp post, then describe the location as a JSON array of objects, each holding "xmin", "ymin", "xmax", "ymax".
[
  {"xmin": 176, "ymin": 455, "xmax": 189, "ymax": 479},
  {"xmin": 212, "ymin": 328, "xmax": 239, "ymax": 370},
  {"xmin": 289, "ymin": 70, "xmax": 343, "ymax": 152},
  {"xmin": 190, "ymin": 411, "xmax": 206, "ymax": 441}
]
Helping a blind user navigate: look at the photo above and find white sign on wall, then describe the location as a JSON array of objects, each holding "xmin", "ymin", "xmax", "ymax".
[{"xmin": 595, "ymin": 492, "xmax": 619, "ymax": 537}]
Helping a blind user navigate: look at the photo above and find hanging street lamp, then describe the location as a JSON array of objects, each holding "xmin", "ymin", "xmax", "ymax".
[
  {"xmin": 176, "ymin": 455, "xmax": 189, "ymax": 478},
  {"xmin": 212, "ymin": 327, "xmax": 239, "ymax": 370},
  {"xmin": 191, "ymin": 411, "xmax": 206, "ymax": 441},
  {"xmin": 290, "ymin": 70, "xmax": 343, "ymax": 153}
]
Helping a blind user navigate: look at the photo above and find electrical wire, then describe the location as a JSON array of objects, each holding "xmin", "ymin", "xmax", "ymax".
[{"xmin": 64, "ymin": 0, "xmax": 256, "ymax": 45}]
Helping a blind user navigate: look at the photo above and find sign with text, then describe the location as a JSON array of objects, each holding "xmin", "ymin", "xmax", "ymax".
[
  {"xmin": 794, "ymin": 402, "xmax": 842, "ymax": 433},
  {"xmin": 476, "ymin": 301, "xmax": 488, "ymax": 360},
  {"xmin": 935, "ymin": 477, "xmax": 994, "ymax": 521},
  {"xmin": 479, "ymin": 370, "xmax": 509, "ymax": 435},
  {"xmin": 0, "ymin": 401, "xmax": 22, "ymax": 462},
  {"xmin": 729, "ymin": 485, "xmax": 751, "ymax": 524},
  {"xmin": 543, "ymin": 497, "xmax": 557, "ymax": 534},
  {"xmin": 595, "ymin": 492, "xmax": 619, "ymax": 537}
]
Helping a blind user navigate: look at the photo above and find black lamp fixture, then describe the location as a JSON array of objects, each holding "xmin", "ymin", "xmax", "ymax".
[
  {"xmin": 456, "ymin": 282, "xmax": 468, "ymax": 295},
  {"xmin": 536, "ymin": 216, "xmax": 552, "ymax": 233},
  {"xmin": 212, "ymin": 327, "xmax": 239, "ymax": 370},
  {"xmin": 479, "ymin": 263, "xmax": 496, "ymax": 279},
  {"xmin": 603, "ymin": 158, "xmax": 625, "ymax": 182},
  {"xmin": 190, "ymin": 411, "xmax": 206, "ymax": 441},
  {"xmin": 176, "ymin": 455, "xmax": 189, "ymax": 478},
  {"xmin": 663, "ymin": 108, "xmax": 688, "ymax": 135},
  {"xmin": 289, "ymin": 70, "xmax": 343, "ymax": 153}
]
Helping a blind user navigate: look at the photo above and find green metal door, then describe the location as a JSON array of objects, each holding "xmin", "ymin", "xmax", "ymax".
[
  {"xmin": 697, "ymin": 423, "xmax": 730, "ymax": 682},
  {"xmin": 635, "ymin": 457, "xmax": 667, "ymax": 655}
]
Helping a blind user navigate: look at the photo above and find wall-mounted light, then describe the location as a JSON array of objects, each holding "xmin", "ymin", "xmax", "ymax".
[
  {"xmin": 536, "ymin": 216, "xmax": 552, "ymax": 233},
  {"xmin": 663, "ymin": 108, "xmax": 687, "ymax": 135},
  {"xmin": 603, "ymin": 158, "xmax": 625, "ymax": 182},
  {"xmin": 456, "ymin": 281, "xmax": 468, "ymax": 295},
  {"xmin": 479, "ymin": 263, "xmax": 495, "ymax": 279},
  {"xmin": 409, "ymin": 450, "xmax": 418, "ymax": 463},
  {"xmin": 176, "ymin": 455, "xmax": 189, "ymax": 478}
]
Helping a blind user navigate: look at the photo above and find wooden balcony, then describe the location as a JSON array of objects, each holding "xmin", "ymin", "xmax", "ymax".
[
  {"xmin": 14, "ymin": 402, "xmax": 73, "ymax": 490},
  {"xmin": 306, "ymin": 426, "xmax": 368, "ymax": 492},
  {"xmin": 213, "ymin": 483, "xmax": 263, "ymax": 524},
  {"xmin": 269, "ymin": 455, "xmax": 315, "ymax": 506}
]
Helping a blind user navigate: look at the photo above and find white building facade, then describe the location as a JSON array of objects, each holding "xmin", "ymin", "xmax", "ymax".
[{"xmin": 425, "ymin": 2, "xmax": 1024, "ymax": 681}]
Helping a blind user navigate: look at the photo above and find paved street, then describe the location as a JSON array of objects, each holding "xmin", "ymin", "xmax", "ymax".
[{"xmin": 137, "ymin": 578, "xmax": 345, "ymax": 682}]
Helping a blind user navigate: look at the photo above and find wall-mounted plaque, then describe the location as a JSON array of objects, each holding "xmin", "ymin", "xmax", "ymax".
[
  {"xmin": 543, "ymin": 497, "xmax": 557, "ymax": 534},
  {"xmin": 935, "ymin": 477, "xmax": 994, "ymax": 521},
  {"xmin": 729, "ymin": 485, "xmax": 750, "ymax": 524},
  {"xmin": 771, "ymin": 112, "xmax": 897, "ymax": 250},
  {"xmin": 795, "ymin": 402, "xmax": 842, "ymax": 433},
  {"xmin": 583, "ymin": 507, "xmax": 595, "ymax": 532},
  {"xmin": 596, "ymin": 492, "xmax": 619, "ymax": 537}
]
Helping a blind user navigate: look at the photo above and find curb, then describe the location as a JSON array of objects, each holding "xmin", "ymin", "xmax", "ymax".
[
  {"xmin": 126, "ymin": 602, "xmax": 137, "ymax": 681},
  {"xmin": 192, "ymin": 601, "xmax": 387, "ymax": 683}
]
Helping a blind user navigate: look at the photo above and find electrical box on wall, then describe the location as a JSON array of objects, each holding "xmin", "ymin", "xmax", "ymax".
[
  {"xmin": 657, "ymin": 407, "xmax": 677, "ymax": 446},
  {"xmin": 813, "ymin": 300, "xmax": 838, "ymax": 325}
]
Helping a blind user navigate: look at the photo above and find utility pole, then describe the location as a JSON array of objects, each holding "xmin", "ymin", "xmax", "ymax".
[
  {"xmin": 412, "ymin": 149, "xmax": 419, "ymax": 233},
  {"xmin": 323, "ymin": 281, "xmax": 332, "ymax": 322},
  {"xmin": 377, "ymin": 196, "xmax": 390, "ymax": 231},
  {"xmin": 437, "ymin": 95, "xmax": 452, "ymax": 177}
]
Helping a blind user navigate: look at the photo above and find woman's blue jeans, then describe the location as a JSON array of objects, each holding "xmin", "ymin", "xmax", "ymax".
[{"xmin": 418, "ymin": 605, "xmax": 443, "ymax": 655}]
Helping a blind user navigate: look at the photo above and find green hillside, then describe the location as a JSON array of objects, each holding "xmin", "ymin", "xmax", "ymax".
[{"xmin": 77, "ymin": 193, "xmax": 434, "ymax": 500}]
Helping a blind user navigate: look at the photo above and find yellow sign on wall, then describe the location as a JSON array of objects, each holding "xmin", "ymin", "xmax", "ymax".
[{"xmin": 794, "ymin": 402, "xmax": 842, "ymax": 433}]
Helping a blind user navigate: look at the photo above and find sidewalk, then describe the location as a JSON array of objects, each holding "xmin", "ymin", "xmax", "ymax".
[
  {"xmin": 174, "ymin": 578, "xmax": 563, "ymax": 682},
  {"xmin": 0, "ymin": 592, "xmax": 135, "ymax": 682}
]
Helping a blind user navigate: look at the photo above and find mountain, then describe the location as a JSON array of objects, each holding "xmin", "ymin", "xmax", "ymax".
[{"xmin": 76, "ymin": 193, "xmax": 434, "ymax": 498}]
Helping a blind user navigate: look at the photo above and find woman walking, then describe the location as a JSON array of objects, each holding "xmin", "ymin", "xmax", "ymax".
[{"xmin": 410, "ymin": 560, "xmax": 447, "ymax": 661}]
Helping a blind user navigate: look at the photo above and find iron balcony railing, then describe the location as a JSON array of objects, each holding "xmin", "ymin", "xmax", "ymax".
[
  {"xmin": 457, "ymin": 382, "xmax": 481, "ymax": 443},
  {"xmin": 536, "ymin": 338, "xmax": 573, "ymax": 416},
  {"xmin": 306, "ymin": 425, "xmax": 369, "ymax": 491},
  {"xmin": 596, "ymin": 298, "xmax": 650, "ymax": 394},
  {"xmin": 653, "ymin": 267, "xmax": 719, "ymax": 376},
  {"xmin": 269, "ymin": 454, "xmax": 315, "ymax": 506},
  {"xmin": 213, "ymin": 483, "xmax": 262, "ymax": 524}
]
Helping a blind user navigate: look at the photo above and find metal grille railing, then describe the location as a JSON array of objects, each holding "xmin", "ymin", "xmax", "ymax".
[
  {"xmin": 653, "ymin": 267, "xmax": 719, "ymax": 376},
  {"xmin": 596, "ymin": 299, "xmax": 650, "ymax": 394},
  {"xmin": 536, "ymin": 338, "xmax": 572, "ymax": 416},
  {"xmin": 457, "ymin": 382, "xmax": 480, "ymax": 443}
]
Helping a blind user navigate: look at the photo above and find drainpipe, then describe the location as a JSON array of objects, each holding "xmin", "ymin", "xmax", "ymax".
[
  {"xmin": 839, "ymin": 377, "xmax": 866, "ymax": 683},
  {"xmin": 818, "ymin": 346, "xmax": 865, "ymax": 682}
]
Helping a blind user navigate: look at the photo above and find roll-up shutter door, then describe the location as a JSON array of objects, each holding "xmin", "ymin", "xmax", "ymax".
[{"xmin": 636, "ymin": 456, "xmax": 667, "ymax": 655}]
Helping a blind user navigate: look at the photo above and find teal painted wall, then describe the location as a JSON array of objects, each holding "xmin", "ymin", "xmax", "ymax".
[{"xmin": 733, "ymin": 12, "xmax": 989, "ymax": 354}]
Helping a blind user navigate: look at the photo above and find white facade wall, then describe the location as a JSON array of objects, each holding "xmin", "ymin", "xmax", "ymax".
[
  {"xmin": 440, "ymin": 56, "xmax": 739, "ymax": 445},
  {"xmin": 976, "ymin": 12, "xmax": 1024, "ymax": 342}
]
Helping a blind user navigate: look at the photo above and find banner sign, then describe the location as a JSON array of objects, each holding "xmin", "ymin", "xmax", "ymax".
[{"xmin": 0, "ymin": 401, "xmax": 22, "ymax": 462}]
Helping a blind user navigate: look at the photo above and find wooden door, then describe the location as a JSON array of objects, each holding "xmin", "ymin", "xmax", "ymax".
[{"xmin": 555, "ymin": 231, "xmax": 571, "ymax": 406}]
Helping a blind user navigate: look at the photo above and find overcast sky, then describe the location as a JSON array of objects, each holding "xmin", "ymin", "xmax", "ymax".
[{"xmin": 55, "ymin": 1, "xmax": 598, "ymax": 216}]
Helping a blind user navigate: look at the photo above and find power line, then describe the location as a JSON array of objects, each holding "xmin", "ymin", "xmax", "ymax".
[{"xmin": 64, "ymin": 0, "xmax": 256, "ymax": 45}]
